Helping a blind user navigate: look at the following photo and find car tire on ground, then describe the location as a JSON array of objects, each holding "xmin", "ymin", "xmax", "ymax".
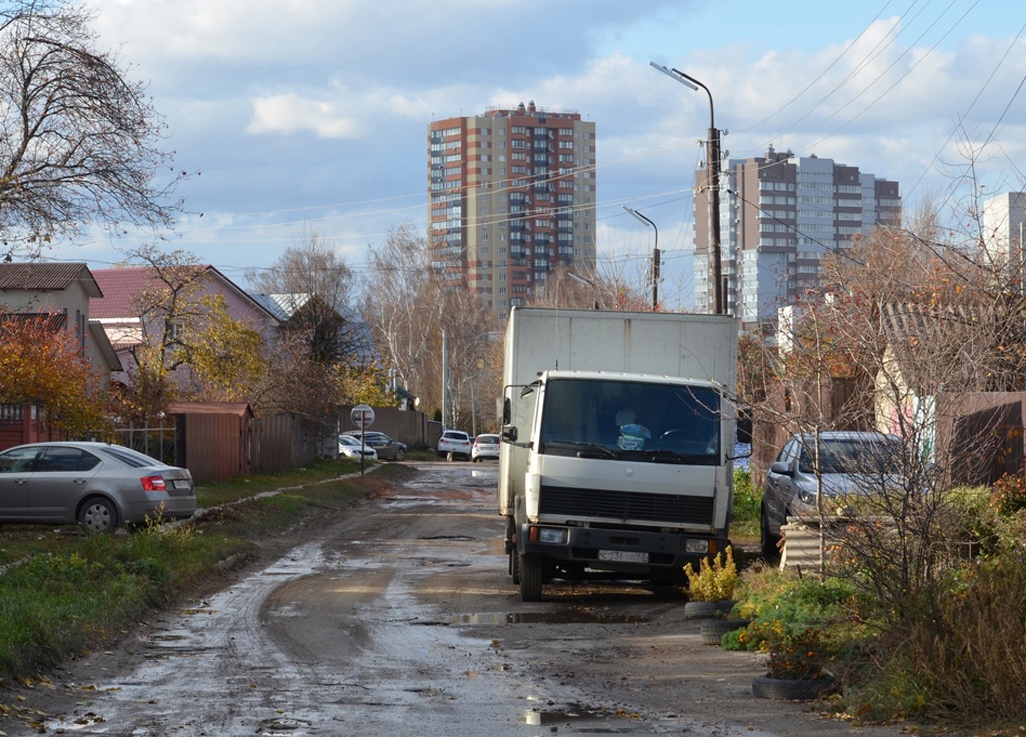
[
  {"xmin": 760, "ymin": 507, "xmax": 780, "ymax": 561},
  {"xmin": 393, "ymin": 448, "xmax": 407, "ymax": 461},
  {"xmin": 79, "ymin": 496, "xmax": 118, "ymax": 534},
  {"xmin": 700, "ymin": 618, "xmax": 751, "ymax": 646}
]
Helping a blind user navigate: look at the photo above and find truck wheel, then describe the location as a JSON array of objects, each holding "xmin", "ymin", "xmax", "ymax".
[
  {"xmin": 519, "ymin": 553, "xmax": 543, "ymax": 601},
  {"xmin": 510, "ymin": 550, "xmax": 521, "ymax": 584}
]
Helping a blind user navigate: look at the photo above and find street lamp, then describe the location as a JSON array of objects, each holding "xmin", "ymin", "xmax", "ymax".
[
  {"xmin": 622, "ymin": 205, "xmax": 660, "ymax": 311},
  {"xmin": 650, "ymin": 61, "xmax": 723, "ymax": 315},
  {"xmin": 566, "ymin": 271, "xmax": 602, "ymax": 309}
]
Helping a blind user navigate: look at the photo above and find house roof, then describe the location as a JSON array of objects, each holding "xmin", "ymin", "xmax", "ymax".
[
  {"xmin": 167, "ymin": 401, "xmax": 254, "ymax": 418},
  {"xmin": 0, "ymin": 262, "xmax": 102, "ymax": 297},
  {"xmin": 91, "ymin": 265, "xmax": 279, "ymax": 321}
]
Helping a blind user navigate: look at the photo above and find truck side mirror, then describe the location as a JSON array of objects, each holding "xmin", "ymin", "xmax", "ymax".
[
  {"xmin": 502, "ymin": 397, "xmax": 511, "ymax": 425},
  {"xmin": 502, "ymin": 427, "xmax": 518, "ymax": 443}
]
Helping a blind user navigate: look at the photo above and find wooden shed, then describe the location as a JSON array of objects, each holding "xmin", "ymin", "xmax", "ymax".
[{"xmin": 168, "ymin": 402, "xmax": 254, "ymax": 483}]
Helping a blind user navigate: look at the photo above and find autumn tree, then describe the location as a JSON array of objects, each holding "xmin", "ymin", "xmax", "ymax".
[
  {"xmin": 0, "ymin": 1, "xmax": 186, "ymax": 259},
  {"xmin": 121, "ymin": 246, "xmax": 265, "ymax": 418},
  {"xmin": 0, "ymin": 308, "xmax": 110, "ymax": 436}
]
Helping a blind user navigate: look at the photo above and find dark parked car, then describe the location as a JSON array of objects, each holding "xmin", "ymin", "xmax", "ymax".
[
  {"xmin": 342, "ymin": 431, "xmax": 407, "ymax": 461},
  {"xmin": 0, "ymin": 441, "xmax": 196, "ymax": 534},
  {"xmin": 760, "ymin": 431, "xmax": 901, "ymax": 559}
]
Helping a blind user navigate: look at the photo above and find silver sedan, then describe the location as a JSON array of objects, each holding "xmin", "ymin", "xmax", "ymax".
[{"xmin": 0, "ymin": 441, "xmax": 196, "ymax": 533}]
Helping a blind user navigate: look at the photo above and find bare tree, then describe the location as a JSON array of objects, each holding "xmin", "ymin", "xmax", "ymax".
[
  {"xmin": 751, "ymin": 184, "xmax": 1026, "ymax": 623},
  {"xmin": 0, "ymin": 1, "xmax": 186, "ymax": 259},
  {"xmin": 362, "ymin": 224, "xmax": 438, "ymax": 400},
  {"xmin": 247, "ymin": 229, "xmax": 362, "ymax": 367},
  {"xmin": 362, "ymin": 224, "xmax": 500, "ymax": 429}
]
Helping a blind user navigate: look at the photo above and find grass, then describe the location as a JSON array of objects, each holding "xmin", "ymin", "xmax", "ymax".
[{"xmin": 0, "ymin": 457, "xmax": 393, "ymax": 684}]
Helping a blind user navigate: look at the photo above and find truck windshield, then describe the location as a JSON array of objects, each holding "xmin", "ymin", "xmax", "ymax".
[{"xmin": 538, "ymin": 378, "xmax": 721, "ymax": 465}]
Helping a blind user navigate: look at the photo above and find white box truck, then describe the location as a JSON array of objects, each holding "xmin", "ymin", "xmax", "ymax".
[{"xmin": 499, "ymin": 307, "xmax": 738, "ymax": 601}]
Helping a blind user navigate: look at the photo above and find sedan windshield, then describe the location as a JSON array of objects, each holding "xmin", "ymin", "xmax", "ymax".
[{"xmin": 798, "ymin": 437, "xmax": 898, "ymax": 475}]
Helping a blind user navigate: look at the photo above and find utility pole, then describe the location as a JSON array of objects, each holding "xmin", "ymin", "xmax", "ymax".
[{"xmin": 623, "ymin": 205, "xmax": 659, "ymax": 311}]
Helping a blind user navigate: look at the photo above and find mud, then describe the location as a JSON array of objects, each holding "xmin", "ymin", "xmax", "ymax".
[{"xmin": 2, "ymin": 462, "xmax": 912, "ymax": 737}]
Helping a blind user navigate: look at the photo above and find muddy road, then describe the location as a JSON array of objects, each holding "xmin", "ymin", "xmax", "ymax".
[{"xmin": 13, "ymin": 463, "xmax": 909, "ymax": 737}]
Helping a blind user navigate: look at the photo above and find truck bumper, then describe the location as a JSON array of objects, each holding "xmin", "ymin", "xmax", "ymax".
[{"xmin": 518, "ymin": 522, "xmax": 725, "ymax": 576}]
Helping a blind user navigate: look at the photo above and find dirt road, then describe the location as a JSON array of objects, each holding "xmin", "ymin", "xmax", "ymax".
[{"xmin": 6, "ymin": 462, "xmax": 911, "ymax": 736}]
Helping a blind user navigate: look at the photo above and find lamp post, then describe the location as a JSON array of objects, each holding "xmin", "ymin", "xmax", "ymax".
[
  {"xmin": 623, "ymin": 205, "xmax": 660, "ymax": 311},
  {"xmin": 650, "ymin": 62, "xmax": 723, "ymax": 315},
  {"xmin": 566, "ymin": 270, "xmax": 602, "ymax": 309}
]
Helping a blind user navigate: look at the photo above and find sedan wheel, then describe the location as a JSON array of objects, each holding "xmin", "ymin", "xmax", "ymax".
[
  {"xmin": 760, "ymin": 505, "xmax": 780, "ymax": 561},
  {"xmin": 79, "ymin": 497, "xmax": 118, "ymax": 534},
  {"xmin": 393, "ymin": 448, "xmax": 407, "ymax": 461}
]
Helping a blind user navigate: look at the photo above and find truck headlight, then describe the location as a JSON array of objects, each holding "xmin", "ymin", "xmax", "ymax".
[
  {"xmin": 529, "ymin": 526, "xmax": 568, "ymax": 544},
  {"xmin": 684, "ymin": 538, "xmax": 709, "ymax": 554}
]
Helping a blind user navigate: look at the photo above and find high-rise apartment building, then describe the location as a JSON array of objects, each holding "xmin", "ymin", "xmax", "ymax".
[
  {"xmin": 428, "ymin": 102, "xmax": 597, "ymax": 316},
  {"xmin": 693, "ymin": 147, "xmax": 901, "ymax": 329},
  {"xmin": 983, "ymin": 192, "xmax": 1026, "ymax": 265}
]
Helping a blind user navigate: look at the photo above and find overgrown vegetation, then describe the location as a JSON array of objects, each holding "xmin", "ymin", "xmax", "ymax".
[
  {"xmin": 725, "ymin": 482, "xmax": 1026, "ymax": 729},
  {"xmin": 0, "ymin": 458, "xmax": 384, "ymax": 683},
  {"xmin": 730, "ymin": 468, "xmax": 760, "ymax": 539}
]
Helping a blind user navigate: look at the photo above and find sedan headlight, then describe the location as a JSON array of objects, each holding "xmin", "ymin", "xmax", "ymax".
[{"xmin": 797, "ymin": 486, "xmax": 818, "ymax": 505}]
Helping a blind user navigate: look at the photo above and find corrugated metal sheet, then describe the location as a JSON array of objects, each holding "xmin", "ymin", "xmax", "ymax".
[{"xmin": 0, "ymin": 262, "xmax": 99, "ymax": 294}]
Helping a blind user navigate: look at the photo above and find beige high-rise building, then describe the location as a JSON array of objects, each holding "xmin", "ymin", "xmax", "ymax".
[{"xmin": 428, "ymin": 102, "xmax": 597, "ymax": 317}]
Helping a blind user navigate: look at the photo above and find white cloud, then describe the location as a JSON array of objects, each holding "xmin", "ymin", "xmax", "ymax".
[{"xmin": 246, "ymin": 94, "xmax": 363, "ymax": 138}]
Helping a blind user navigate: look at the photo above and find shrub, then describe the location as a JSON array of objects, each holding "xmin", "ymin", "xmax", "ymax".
[
  {"xmin": 766, "ymin": 628, "xmax": 833, "ymax": 680},
  {"xmin": 991, "ymin": 472, "xmax": 1026, "ymax": 517},
  {"xmin": 684, "ymin": 545, "xmax": 737, "ymax": 601}
]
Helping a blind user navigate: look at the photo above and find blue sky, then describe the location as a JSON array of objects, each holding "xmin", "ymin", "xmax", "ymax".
[{"xmin": 51, "ymin": 0, "xmax": 1026, "ymax": 310}]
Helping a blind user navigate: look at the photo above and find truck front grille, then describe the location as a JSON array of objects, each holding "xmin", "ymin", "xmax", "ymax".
[{"xmin": 538, "ymin": 485, "xmax": 715, "ymax": 526}]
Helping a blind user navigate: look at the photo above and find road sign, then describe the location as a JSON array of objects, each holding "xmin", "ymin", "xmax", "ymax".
[{"xmin": 351, "ymin": 404, "xmax": 375, "ymax": 429}]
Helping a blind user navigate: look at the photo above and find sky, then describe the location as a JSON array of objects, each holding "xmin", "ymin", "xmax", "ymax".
[{"xmin": 45, "ymin": 0, "xmax": 1026, "ymax": 310}]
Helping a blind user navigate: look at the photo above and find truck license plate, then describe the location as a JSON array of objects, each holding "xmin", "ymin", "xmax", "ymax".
[{"xmin": 598, "ymin": 550, "xmax": 648, "ymax": 564}]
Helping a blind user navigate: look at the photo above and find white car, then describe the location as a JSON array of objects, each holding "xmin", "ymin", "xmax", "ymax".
[
  {"xmin": 471, "ymin": 433, "xmax": 500, "ymax": 462},
  {"xmin": 436, "ymin": 430, "xmax": 472, "ymax": 460},
  {"xmin": 338, "ymin": 434, "xmax": 378, "ymax": 461}
]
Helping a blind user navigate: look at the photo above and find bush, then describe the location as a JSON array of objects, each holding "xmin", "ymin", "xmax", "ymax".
[
  {"xmin": 766, "ymin": 628, "xmax": 833, "ymax": 680},
  {"xmin": 862, "ymin": 557, "xmax": 1026, "ymax": 726},
  {"xmin": 684, "ymin": 546, "xmax": 737, "ymax": 601},
  {"xmin": 991, "ymin": 472, "xmax": 1026, "ymax": 517}
]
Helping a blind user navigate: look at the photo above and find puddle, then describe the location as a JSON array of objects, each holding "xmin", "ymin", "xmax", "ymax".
[
  {"xmin": 525, "ymin": 703, "xmax": 654, "ymax": 732},
  {"xmin": 451, "ymin": 610, "xmax": 650, "ymax": 625},
  {"xmin": 258, "ymin": 716, "xmax": 312, "ymax": 734}
]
